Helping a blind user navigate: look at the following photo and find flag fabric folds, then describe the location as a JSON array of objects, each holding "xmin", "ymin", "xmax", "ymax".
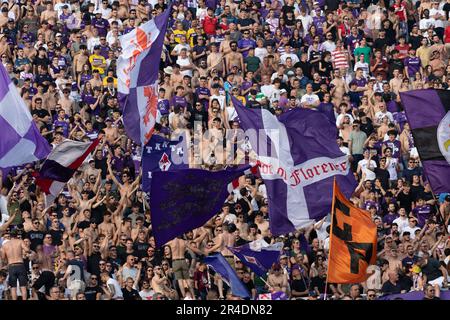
[
  {"xmin": 227, "ymin": 239, "xmax": 283, "ymax": 277},
  {"xmin": 141, "ymin": 133, "xmax": 188, "ymax": 195},
  {"xmin": 400, "ymin": 89, "xmax": 450, "ymax": 194},
  {"xmin": 34, "ymin": 139, "xmax": 99, "ymax": 203},
  {"xmin": 0, "ymin": 63, "xmax": 51, "ymax": 168},
  {"xmin": 203, "ymin": 253, "xmax": 250, "ymax": 299},
  {"xmin": 150, "ymin": 165, "xmax": 252, "ymax": 247},
  {"xmin": 232, "ymin": 96, "xmax": 357, "ymax": 236},
  {"xmin": 117, "ymin": 8, "xmax": 170, "ymax": 146},
  {"xmin": 327, "ymin": 179, "xmax": 377, "ymax": 284}
]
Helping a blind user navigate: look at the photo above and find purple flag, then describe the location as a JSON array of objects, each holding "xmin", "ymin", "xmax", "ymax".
[
  {"xmin": 378, "ymin": 290, "xmax": 450, "ymax": 300},
  {"xmin": 117, "ymin": 8, "xmax": 171, "ymax": 146},
  {"xmin": 150, "ymin": 165, "xmax": 251, "ymax": 247},
  {"xmin": 232, "ymin": 96, "xmax": 357, "ymax": 236},
  {"xmin": 142, "ymin": 133, "xmax": 188, "ymax": 195},
  {"xmin": 204, "ymin": 253, "xmax": 250, "ymax": 299},
  {"xmin": 400, "ymin": 90, "xmax": 450, "ymax": 194},
  {"xmin": 227, "ymin": 239, "xmax": 283, "ymax": 277},
  {"xmin": 0, "ymin": 63, "xmax": 51, "ymax": 168}
]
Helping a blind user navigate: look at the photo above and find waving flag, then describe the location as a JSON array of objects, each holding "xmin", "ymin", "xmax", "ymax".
[
  {"xmin": 204, "ymin": 253, "xmax": 250, "ymax": 299},
  {"xmin": 117, "ymin": 8, "xmax": 170, "ymax": 145},
  {"xmin": 232, "ymin": 96, "xmax": 357, "ymax": 236},
  {"xmin": 227, "ymin": 239, "xmax": 283, "ymax": 277},
  {"xmin": 142, "ymin": 133, "xmax": 189, "ymax": 194},
  {"xmin": 0, "ymin": 63, "xmax": 50, "ymax": 168},
  {"xmin": 400, "ymin": 90, "xmax": 450, "ymax": 194},
  {"xmin": 34, "ymin": 139, "xmax": 99, "ymax": 204},
  {"xmin": 150, "ymin": 165, "xmax": 251, "ymax": 247},
  {"xmin": 327, "ymin": 179, "xmax": 377, "ymax": 284}
]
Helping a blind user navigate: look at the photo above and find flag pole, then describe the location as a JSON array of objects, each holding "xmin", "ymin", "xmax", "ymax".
[{"xmin": 324, "ymin": 178, "xmax": 337, "ymax": 300}]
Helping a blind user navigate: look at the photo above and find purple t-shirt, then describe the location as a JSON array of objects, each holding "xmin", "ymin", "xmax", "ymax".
[
  {"xmin": 170, "ymin": 95, "xmax": 188, "ymax": 108},
  {"xmin": 92, "ymin": 18, "xmax": 109, "ymax": 37},
  {"xmin": 382, "ymin": 212, "xmax": 399, "ymax": 226},
  {"xmin": 237, "ymin": 38, "xmax": 256, "ymax": 58},
  {"xmin": 403, "ymin": 56, "xmax": 421, "ymax": 77},
  {"xmin": 383, "ymin": 140, "xmax": 401, "ymax": 159},
  {"xmin": 195, "ymin": 87, "xmax": 210, "ymax": 109},
  {"xmin": 158, "ymin": 99, "xmax": 170, "ymax": 116},
  {"xmin": 412, "ymin": 205, "xmax": 431, "ymax": 228}
]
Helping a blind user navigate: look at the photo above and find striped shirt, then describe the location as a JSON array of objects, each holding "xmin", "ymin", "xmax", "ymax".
[{"xmin": 331, "ymin": 49, "xmax": 349, "ymax": 70}]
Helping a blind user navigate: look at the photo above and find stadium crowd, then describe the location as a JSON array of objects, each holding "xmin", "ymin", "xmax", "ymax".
[{"xmin": 0, "ymin": 0, "xmax": 449, "ymax": 301}]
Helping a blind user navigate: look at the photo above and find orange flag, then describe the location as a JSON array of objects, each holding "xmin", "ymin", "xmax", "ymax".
[{"xmin": 327, "ymin": 179, "xmax": 377, "ymax": 284}]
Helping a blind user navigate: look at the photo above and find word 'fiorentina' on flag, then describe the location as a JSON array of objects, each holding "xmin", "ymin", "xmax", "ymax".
[
  {"xmin": 142, "ymin": 132, "xmax": 188, "ymax": 195},
  {"xmin": 327, "ymin": 179, "xmax": 377, "ymax": 284},
  {"xmin": 400, "ymin": 89, "xmax": 450, "ymax": 194},
  {"xmin": 34, "ymin": 139, "xmax": 99, "ymax": 204},
  {"xmin": 150, "ymin": 165, "xmax": 254, "ymax": 247},
  {"xmin": 227, "ymin": 239, "xmax": 283, "ymax": 277},
  {"xmin": 231, "ymin": 96, "xmax": 357, "ymax": 236},
  {"xmin": 203, "ymin": 253, "xmax": 250, "ymax": 299},
  {"xmin": 0, "ymin": 63, "xmax": 51, "ymax": 168},
  {"xmin": 117, "ymin": 7, "xmax": 171, "ymax": 146}
]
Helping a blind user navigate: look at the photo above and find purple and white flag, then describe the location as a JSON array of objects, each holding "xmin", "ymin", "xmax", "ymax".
[
  {"xmin": 0, "ymin": 64, "xmax": 51, "ymax": 168},
  {"xmin": 117, "ymin": 8, "xmax": 170, "ymax": 146},
  {"xmin": 232, "ymin": 97, "xmax": 357, "ymax": 235}
]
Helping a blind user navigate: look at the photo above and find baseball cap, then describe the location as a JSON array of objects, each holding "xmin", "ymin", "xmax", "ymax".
[
  {"xmin": 56, "ymin": 33, "xmax": 62, "ymax": 37},
  {"xmin": 280, "ymin": 89, "xmax": 287, "ymax": 94}
]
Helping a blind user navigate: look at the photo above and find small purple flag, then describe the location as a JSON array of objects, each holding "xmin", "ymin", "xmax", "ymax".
[
  {"xmin": 150, "ymin": 165, "xmax": 251, "ymax": 247},
  {"xmin": 204, "ymin": 253, "xmax": 250, "ymax": 299},
  {"xmin": 142, "ymin": 133, "xmax": 188, "ymax": 195},
  {"xmin": 227, "ymin": 239, "xmax": 283, "ymax": 277}
]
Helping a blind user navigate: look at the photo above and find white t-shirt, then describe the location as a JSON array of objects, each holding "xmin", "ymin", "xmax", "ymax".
[
  {"xmin": 429, "ymin": 9, "xmax": 445, "ymax": 28},
  {"xmin": 280, "ymin": 53, "xmax": 299, "ymax": 65},
  {"xmin": 340, "ymin": 146, "xmax": 350, "ymax": 156},
  {"xmin": 358, "ymin": 159, "xmax": 377, "ymax": 181},
  {"xmin": 335, "ymin": 113, "xmax": 354, "ymax": 127},
  {"xmin": 314, "ymin": 221, "xmax": 331, "ymax": 241},
  {"xmin": 210, "ymin": 94, "xmax": 226, "ymax": 110},
  {"xmin": 107, "ymin": 278, "xmax": 123, "ymax": 299},
  {"xmin": 354, "ymin": 61, "xmax": 369, "ymax": 78},
  {"xmin": 402, "ymin": 226, "xmax": 420, "ymax": 239},
  {"xmin": 375, "ymin": 111, "xmax": 394, "ymax": 123},
  {"xmin": 255, "ymin": 47, "xmax": 268, "ymax": 61},
  {"xmin": 297, "ymin": 14, "xmax": 313, "ymax": 31},
  {"xmin": 393, "ymin": 216, "xmax": 409, "ymax": 233},
  {"xmin": 385, "ymin": 157, "xmax": 398, "ymax": 180},
  {"xmin": 300, "ymin": 93, "xmax": 320, "ymax": 107},
  {"xmin": 176, "ymin": 56, "xmax": 193, "ymax": 77},
  {"xmin": 139, "ymin": 289, "xmax": 155, "ymax": 300}
]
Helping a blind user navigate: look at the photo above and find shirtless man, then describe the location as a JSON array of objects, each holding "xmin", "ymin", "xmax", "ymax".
[
  {"xmin": 167, "ymin": 236, "xmax": 195, "ymax": 298},
  {"xmin": 1, "ymin": 230, "xmax": 30, "ymax": 300},
  {"xmin": 73, "ymin": 45, "xmax": 89, "ymax": 77},
  {"xmin": 40, "ymin": 2, "xmax": 58, "ymax": 27},
  {"xmin": 224, "ymin": 41, "xmax": 244, "ymax": 74},
  {"xmin": 169, "ymin": 64, "xmax": 184, "ymax": 88},
  {"xmin": 330, "ymin": 69, "xmax": 349, "ymax": 107},
  {"xmin": 98, "ymin": 212, "xmax": 115, "ymax": 240},
  {"xmin": 207, "ymin": 43, "xmax": 224, "ymax": 75},
  {"xmin": 107, "ymin": 158, "xmax": 141, "ymax": 207},
  {"xmin": 104, "ymin": 118, "xmax": 118, "ymax": 145},
  {"xmin": 255, "ymin": 212, "xmax": 270, "ymax": 237}
]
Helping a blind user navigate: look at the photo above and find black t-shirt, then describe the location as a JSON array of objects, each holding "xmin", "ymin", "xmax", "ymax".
[
  {"xmin": 409, "ymin": 34, "xmax": 423, "ymax": 50},
  {"xmin": 122, "ymin": 287, "xmax": 141, "ymax": 300},
  {"xmin": 388, "ymin": 59, "xmax": 404, "ymax": 78},
  {"xmin": 237, "ymin": 18, "xmax": 255, "ymax": 28},
  {"xmin": 373, "ymin": 37, "xmax": 388, "ymax": 53},
  {"xmin": 33, "ymin": 56, "xmax": 50, "ymax": 69},
  {"xmin": 444, "ymin": 2, "xmax": 450, "ymax": 20},
  {"xmin": 31, "ymin": 108, "xmax": 50, "ymax": 120},
  {"xmin": 87, "ymin": 252, "xmax": 102, "ymax": 276},
  {"xmin": 381, "ymin": 280, "xmax": 403, "ymax": 294},
  {"xmin": 243, "ymin": 279, "xmax": 255, "ymax": 293},
  {"xmin": 410, "ymin": 185, "xmax": 424, "ymax": 202},
  {"xmin": 133, "ymin": 241, "xmax": 150, "ymax": 260},
  {"xmin": 397, "ymin": 191, "xmax": 414, "ymax": 213},
  {"xmin": 84, "ymin": 285, "xmax": 102, "ymax": 300},
  {"xmin": 421, "ymin": 258, "xmax": 443, "ymax": 281},
  {"xmin": 49, "ymin": 229, "xmax": 63, "ymax": 246},
  {"xmin": 325, "ymin": 0, "xmax": 340, "ymax": 11},
  {"xmin": 26, "ymin": 230, "xmax": 45, "ymax": 251},
  {"xmin": 309, "ymin": 276, "xmax": 326, "ymax": 293},
  {"xmin": 291, "ymin": 278, "xmax": 308, "ymax": 296},
  {"xmin": 374, "ymin": 168, "xmax": 390, "ymax": 190}
]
